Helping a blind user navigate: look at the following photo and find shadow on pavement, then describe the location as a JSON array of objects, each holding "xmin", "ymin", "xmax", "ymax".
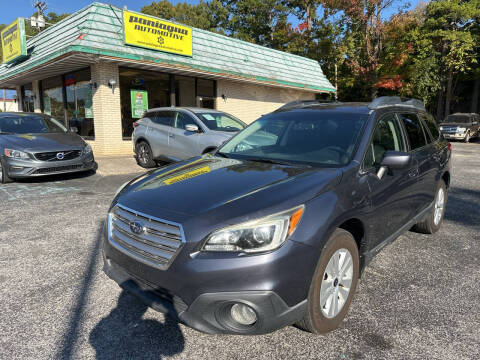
[
  {"xmin": 89, "ymin": 290, "xmax": 185, "ymax": 359},
  {"xmin": 444, "ymin": 187, "xmax": 480, "ymax": 228}
]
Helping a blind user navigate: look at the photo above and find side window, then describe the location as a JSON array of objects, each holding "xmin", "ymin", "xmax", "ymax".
[
  {"xmin": 419, "ymin": 113, "xmax": 439, "ymax": 142},
  {"xmin": 364, "ymin": 114, "xmax": 405, "ymax": 169},
  {"xmin": 174, "ymin": 112, "xmax": 196, "ymax": 130},
  {"xmin": 398, "ymin": 113, "xmax": 427, "ymax": 150},
  {"xmin": 152, "ymin": 111, "xmax": 174, "ymax": 127}
]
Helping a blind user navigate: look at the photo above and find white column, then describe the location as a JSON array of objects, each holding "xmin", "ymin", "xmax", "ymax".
[
  {"xmin": 33, "ymin": 80, "xmax": 41, "ymax": 113},
  {"xmin": 15, "ymin": 85, "xmax": 23, "ymax": 112}
]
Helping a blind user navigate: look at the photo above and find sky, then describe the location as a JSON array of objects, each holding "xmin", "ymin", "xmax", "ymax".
[{"xmin": 1, "ymin": 0, "xmax": 422, "ymax": 26}]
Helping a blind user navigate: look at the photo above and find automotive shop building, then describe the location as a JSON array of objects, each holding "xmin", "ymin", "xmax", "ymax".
[{"xmin": 0, "ymin": 2, "xmax": 335, "ymax": 156}]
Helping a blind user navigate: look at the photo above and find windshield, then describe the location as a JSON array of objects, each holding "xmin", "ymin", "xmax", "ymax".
[
  {"xmin": 218, "ymin": 110, "xmax": 368, "ymax": 167},
  {"xmin": 196, "ymin": 112, "xmax": 246, "ymax": 132},
  {"xmin": 444, "ymin": 115, "xmax": 471, "ymax": 124},
  {"xmin": 0, "ymin": 114, "xmax": 67, "ymax": 134}
]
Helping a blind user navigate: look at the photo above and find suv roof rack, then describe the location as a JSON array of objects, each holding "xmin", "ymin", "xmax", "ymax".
[
  {"xmin": 368, "ymin": 96, "xmax": 425, "ymax": 111},
  {"xmin": 275, "ymin": 99, "xmax": 339, "ymax": 112}
]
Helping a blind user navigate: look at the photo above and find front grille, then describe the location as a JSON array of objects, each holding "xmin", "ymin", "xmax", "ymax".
[
  {"xmin": 34, "ymin": 164, "xmax": 83, "ymax": 174},
  {"xmin": 441, "ymin": 126, "xmax": 457, "ymax": 133},
  {"xmin": 35, "ymin": 150, "xmax": 82, "ymax": 162},
  {"xmin": 108, "ymin": 204, "xmax": 184, "ymax": 270}
]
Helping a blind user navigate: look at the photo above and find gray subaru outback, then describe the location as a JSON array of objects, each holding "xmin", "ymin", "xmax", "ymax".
[{"xmin": 103, "ymin": 97, "xmax": 451, "ymax": 335}]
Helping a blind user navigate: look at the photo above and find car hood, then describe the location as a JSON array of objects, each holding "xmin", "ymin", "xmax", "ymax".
[
  {"xmin": 117, "ymin": 155, "xmax": 342, "ymax": 223},
  {"xmin": 440, "ymin": 122, "xmax": 472, "ymax": 127},
  {"xmin": 0, "ymin": 133, "xmax": 86, "ymax": 152}
]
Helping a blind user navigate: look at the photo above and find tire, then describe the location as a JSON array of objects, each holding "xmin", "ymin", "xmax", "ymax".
[
  {"xmin": 135, "ymin": 141, "xmax": 156, "ymax": 168},
  {"xmin": 464, "ymin": 132, "xmax": 470, "ymax": 143},
  {"xmin": 297, "ymin": 229, "xmax": 359, "ymax": 334},
  {"xmin": 0, "ymin": 157, "xmax": 13, "ymax": 184},
  {"xmin": 411, "ymin": 180, "xmax": 447, "ymax": 234}
]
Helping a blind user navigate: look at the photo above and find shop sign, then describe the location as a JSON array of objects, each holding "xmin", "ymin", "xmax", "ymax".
[
  {"xmin": 1, "ymin": 18, "xmax": 27, "ymax": 63},
  {"xmin": 130, "ymin": 90, "xmax": 148, "ymax": 119},
  {"xmin": 123, "ymin": 10, "xmax": 193, "ymax": 57}
]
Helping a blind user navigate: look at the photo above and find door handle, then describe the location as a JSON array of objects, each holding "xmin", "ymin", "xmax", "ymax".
[{"xmin": 168, "ymin": 134, "xmax": 175, "ymax": 138}]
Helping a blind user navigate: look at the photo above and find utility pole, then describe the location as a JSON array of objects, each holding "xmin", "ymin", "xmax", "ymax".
[
  {"xmin": 334, "ymin": 64, "xmax": 338, "ymax": 101},
  {"xmin": 31, "ymin": 1, "xmax": 47, "ymax": 31}
]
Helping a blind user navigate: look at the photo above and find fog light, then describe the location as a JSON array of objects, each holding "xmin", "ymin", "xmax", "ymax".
[{"xmin": 230, "ymin": 303, "xmax": 257, "ymax": 326}]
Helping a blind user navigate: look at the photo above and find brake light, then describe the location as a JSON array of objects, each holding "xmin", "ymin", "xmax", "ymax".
[
  {"xmin": 133, "ymin": 122, "xmax": 139, "ymax": 128},
  {"xmin": 448, "ymin": 143, "xmax": 452, "ymax": 151}
]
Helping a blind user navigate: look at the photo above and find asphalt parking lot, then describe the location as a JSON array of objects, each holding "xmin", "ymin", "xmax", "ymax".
[{"xmin": 1, "ymin": 142, "xmax": 479, "ymax": 360}]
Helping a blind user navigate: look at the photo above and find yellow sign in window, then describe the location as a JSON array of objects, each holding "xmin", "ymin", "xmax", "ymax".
[
  {"xmin": 1, "ymin": 18, "xmax": 27, "ymax": 64},
  {"xmin": 123, "ymin": 10, "xmax": 193, "ymax": 57}
]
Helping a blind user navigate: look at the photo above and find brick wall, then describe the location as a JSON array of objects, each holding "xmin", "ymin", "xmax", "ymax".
[
  {"xmin": 216, "ymin": 79, "xmax": 316, "ymax": 123},
  {"xmin": 89, "ymin": 62, "xmax": 132, "ymax": 156}
]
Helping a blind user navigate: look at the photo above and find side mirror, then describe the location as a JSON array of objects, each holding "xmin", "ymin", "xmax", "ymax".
[
  {"xmin": 377, "ymin": 151, "xmax": 411, "ymax": 179},
  {"xmin": 185, "ymin": 124, "xmax": 199, "ymax": 133},
  {"xmin": 70, "ymin": 126, "xmax": 78, "ymax": 133}
]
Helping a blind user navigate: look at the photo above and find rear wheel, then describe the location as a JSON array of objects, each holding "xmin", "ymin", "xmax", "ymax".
[
  {"xmin": 0, "ymin": 158, "xmax": 13, "ymax": 184},
  {"xmin": 297, "ymin": 229, "xmax": 359, "ymax": 334},
  {"xmin": 135, "ymin": 141, "xmax": 156, "ymax": 168},
  {"xmin": 411, "ymin": 180, "xmax": 447, "ymax": 234}
]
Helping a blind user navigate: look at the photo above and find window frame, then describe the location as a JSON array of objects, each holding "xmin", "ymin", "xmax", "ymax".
[
  {"xmin": 361, "ymin": 112, "xmax": 407, "ymax": 172},
  {"xmin": 417, "ymin": 112, "xmax": 440, "ymax": 143},
  {"xmin": 396, "ymin": 111, "xmax": 429, "ymax": 152}
]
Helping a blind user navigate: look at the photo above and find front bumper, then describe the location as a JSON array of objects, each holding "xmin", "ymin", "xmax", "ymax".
[
  {"xmin": 441, "ymin": 132, "xmax": 467, "ymax": 140},
  {"xmin": 102, "ymin": 225, "xmax": 314, "ymax": 334},
  {"xmin": 5, "ymin": 154, "xmax": 95, "ymax": 178}
]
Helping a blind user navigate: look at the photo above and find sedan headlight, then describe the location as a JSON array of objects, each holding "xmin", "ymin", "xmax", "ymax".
[
  {"xmin": 439, "ymin": 126, "xmax": 444, "ymax": 131},
  {"xmin": 4, "ymin": 148, "xmax": 30, "ymax": 159},
  {"xmin": 457, "ymin": 127, "xmax": 466, "ymax": 133},
  {"xmin": 203, "ymin": 206, "xmax": 304, "ymax": 253},
  {"xmin": 83, "ymin": 144, "xmax": 93, "ymax": 155}
]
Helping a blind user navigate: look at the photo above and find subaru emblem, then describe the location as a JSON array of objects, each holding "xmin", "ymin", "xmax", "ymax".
[
  {"xmin": 129, "ymin": 220, "xmax": 145, "ymax": 235},
  {"xmin": 56, "ymin": 152, "xmax": 65, "ymax": 160}
]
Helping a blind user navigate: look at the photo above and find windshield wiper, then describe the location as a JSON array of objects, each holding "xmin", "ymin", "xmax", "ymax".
[
  {"xmin": 247, "ymin": 157, "xmax": 311, "ymax": 167},
  {"xmin": 215, "ymin": 152, "xmax": 231, "ymax": 158}
]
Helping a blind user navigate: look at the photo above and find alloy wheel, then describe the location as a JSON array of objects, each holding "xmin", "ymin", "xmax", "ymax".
[
  {"xmin": 434, "ymin": 187, "xmax": 445, "ymax": 226},
  {"xmin": 320, "ymin": 248, "xmax": 353, "ymax": 319},
  {"xmin": 138, "ymin": 144, "xmax": 150, "ymax": 165}
]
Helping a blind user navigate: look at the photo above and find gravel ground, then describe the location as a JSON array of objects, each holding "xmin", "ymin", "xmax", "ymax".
[{"xmin": 1, "ymin": 141, "xmax": 479, "ymax": 360}]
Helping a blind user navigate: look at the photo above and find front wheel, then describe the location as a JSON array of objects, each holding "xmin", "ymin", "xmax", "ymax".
[
  {"xmin": 411, "ymin": 180, "xmax": 447, "ymax": 234},
  {"xmin": 297, "ymin": 229, "xmax": 359, "ymax": 334},
  {"xmin": 135, "ymin": 141, "xmax": 156, "ymax": 168},
  {"xmin": 0, "ymin": 158, "xmax": 13, "ymax": 184}
]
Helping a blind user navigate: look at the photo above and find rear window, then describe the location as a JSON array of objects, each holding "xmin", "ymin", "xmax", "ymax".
[
  {"xmin": 150, "ymin": 111, "xmax": 174, "ymax": 126},
  {"xmin": 398, "ymin": 113, "xmax": 427, "ymax": 150}
]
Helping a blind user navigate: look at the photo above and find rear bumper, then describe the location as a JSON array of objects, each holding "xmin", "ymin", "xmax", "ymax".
[{"xmin": 5, "ymin": 154, "xmax": 95, "ymax": 178}]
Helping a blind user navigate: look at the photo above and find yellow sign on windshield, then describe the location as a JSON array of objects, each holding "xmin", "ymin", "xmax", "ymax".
[
  {"xmin": 1, "ymin": 18, "xmax": 27, "ymax": 63},
  {"xmin": 123, "ymin": 10, "xmax": 193, "ymax": 57}
]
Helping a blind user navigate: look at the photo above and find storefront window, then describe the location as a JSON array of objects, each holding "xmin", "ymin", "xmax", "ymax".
[
  {"xmin": 22, "ymin": 83, "xmax": 35, "ymax": 112},
  {"xmin": 42, "ymin": 76, "xmax": 65, "ymax": 125},
  {"xmin": 120, "ymin": 67, "xmax": 170, "ymax": 139},
  {"xmin": 197, "ymin": 78, "xmax": 215, "ymax": 109},
  {"xmin": 65, "ymin": 69, "xmax": 95, "ymax": 139},
  {"xmin": 176, "ymin": 75, "xmax": 196, "ymax": 107}
]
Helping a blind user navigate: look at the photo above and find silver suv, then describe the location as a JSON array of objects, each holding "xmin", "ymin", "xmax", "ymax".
[{"xmin": 133, "ymin": 107, "xmax": 246, "ymax": 168}]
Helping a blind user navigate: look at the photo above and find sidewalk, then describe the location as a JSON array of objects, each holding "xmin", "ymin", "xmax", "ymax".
[{"xmin": 95, "ymin": 156, "xmax": 146, "ymax": 176}]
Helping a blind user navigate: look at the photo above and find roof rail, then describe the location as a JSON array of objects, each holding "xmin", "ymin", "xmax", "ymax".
[
  {"xmin": 368, "ymin": 96, "xmax": 425, "ymax": 111},
  {"xmin": 275, "ymin": 99, "xmax": 338, "ymax": 112}
]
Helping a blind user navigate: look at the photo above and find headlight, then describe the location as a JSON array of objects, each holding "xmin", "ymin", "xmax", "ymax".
[
  {"xmin": 457, "ymin": 127, "xmax": 466, "ymax": 133},
  {"xmin": 202, "ymin": 206, "xmax": 304, "ymax": 253},
  {"xmin": 4, "ymin": 148, "xmax": 30, "ymax": 159},
  {"xmin": 83, "ymin": 144, "xmax": 93, "ymax": 154},
  {"xmin": 439, "ymin": 126, "xmax": 443, "ymax": 131}
]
